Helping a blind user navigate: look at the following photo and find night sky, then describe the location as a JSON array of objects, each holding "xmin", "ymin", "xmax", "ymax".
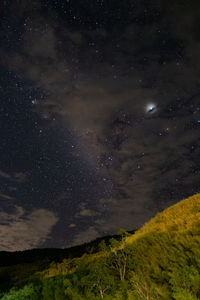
[{"xmin": 0, "ymin": 0, "xmax": 200, "ymax": 251}]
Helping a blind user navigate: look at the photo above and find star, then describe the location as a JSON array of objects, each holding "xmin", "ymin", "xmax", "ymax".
[{"xmin": 145, "ymin": 103, "xmax": 157, "ymax": 113}]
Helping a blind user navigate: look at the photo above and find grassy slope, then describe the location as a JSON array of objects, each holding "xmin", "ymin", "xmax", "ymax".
[{"xmin": 127, "ymin": 193, "xmax": 200, "ymax": 243}]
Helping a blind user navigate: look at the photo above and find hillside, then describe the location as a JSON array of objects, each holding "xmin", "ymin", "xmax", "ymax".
[
  {"xmin": 1, "ymin": 193, "xmax": 200, "ymax": 299},
  {"xmin": 0, "ymin": 233, "xmax": 129, "ymax": 267},
  {"xmin": 128, "ymin": 192, "xmax": 200, "ymax": 243}
]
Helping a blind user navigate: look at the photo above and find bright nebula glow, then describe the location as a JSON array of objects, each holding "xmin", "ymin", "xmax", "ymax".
[{"xmin": 145, "ymin": 103, "xmax": 157, "ymax": 113}]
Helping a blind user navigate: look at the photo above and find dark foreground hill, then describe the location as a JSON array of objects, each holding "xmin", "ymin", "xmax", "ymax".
[
  {"xmin": 1, "ymin": 193, "xmax": 200, "ymax": 299},
  {"xmin": 0, "ymin": 232, "xmax": 130, "ymax": 267}
]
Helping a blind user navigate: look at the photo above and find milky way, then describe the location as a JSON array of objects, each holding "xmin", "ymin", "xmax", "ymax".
[{"xmin": 0, "ymin": 0, "xmax": 200, "ymax": 250}]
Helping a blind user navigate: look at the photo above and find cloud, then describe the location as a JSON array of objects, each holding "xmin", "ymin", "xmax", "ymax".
[
  {"xmin": 0, "ymin": 193, "xmax": 15, "ymax": 201},
  {"xmin": 0, "ymin": 170, "xmax": 11, "ymax": 180},
  {"xmin": 0, "ymin": 206, "xmax": 58, "ymax": 251},
  {"xmin": 79, "ymin": 208, "xmax": 97, "ymax": 217},
  {"xmin": 69, "ymin": 223, "xmax": 76, "ymax": 228},
  {"xmin": 71, "ymin": 226, "xmax": 100, "ymax": 246},
  {"xmin": 95, "ymin": 198, "xmax": 154, "ymax": 234},
  {"xmin": 0, "ymin": 170, "xmax": 27, "ymax": 183}
]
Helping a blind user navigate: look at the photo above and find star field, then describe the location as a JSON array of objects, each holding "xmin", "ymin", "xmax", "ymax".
[{"xmin": 0, "ymin": 0, "xmax": 200, "ymax": 250}]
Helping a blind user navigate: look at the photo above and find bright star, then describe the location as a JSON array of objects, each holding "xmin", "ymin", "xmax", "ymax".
[{"xmin": 146, "ymin": 103, "xmax": 157, "ymax": 113}]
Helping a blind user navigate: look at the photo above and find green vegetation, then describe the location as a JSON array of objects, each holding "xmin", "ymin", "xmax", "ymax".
[{"xmin": 1, "ymin": 193, "xmax": 200, "ymax": 299}]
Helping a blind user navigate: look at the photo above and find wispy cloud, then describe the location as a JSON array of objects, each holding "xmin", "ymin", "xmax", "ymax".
[
  {"xmin": 0, "ymin": 170, "xmax": 27, "ymax": 183},
  {"xmin": 0, "ymin": 206, "xmax": 58, "ymax": 251}
]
